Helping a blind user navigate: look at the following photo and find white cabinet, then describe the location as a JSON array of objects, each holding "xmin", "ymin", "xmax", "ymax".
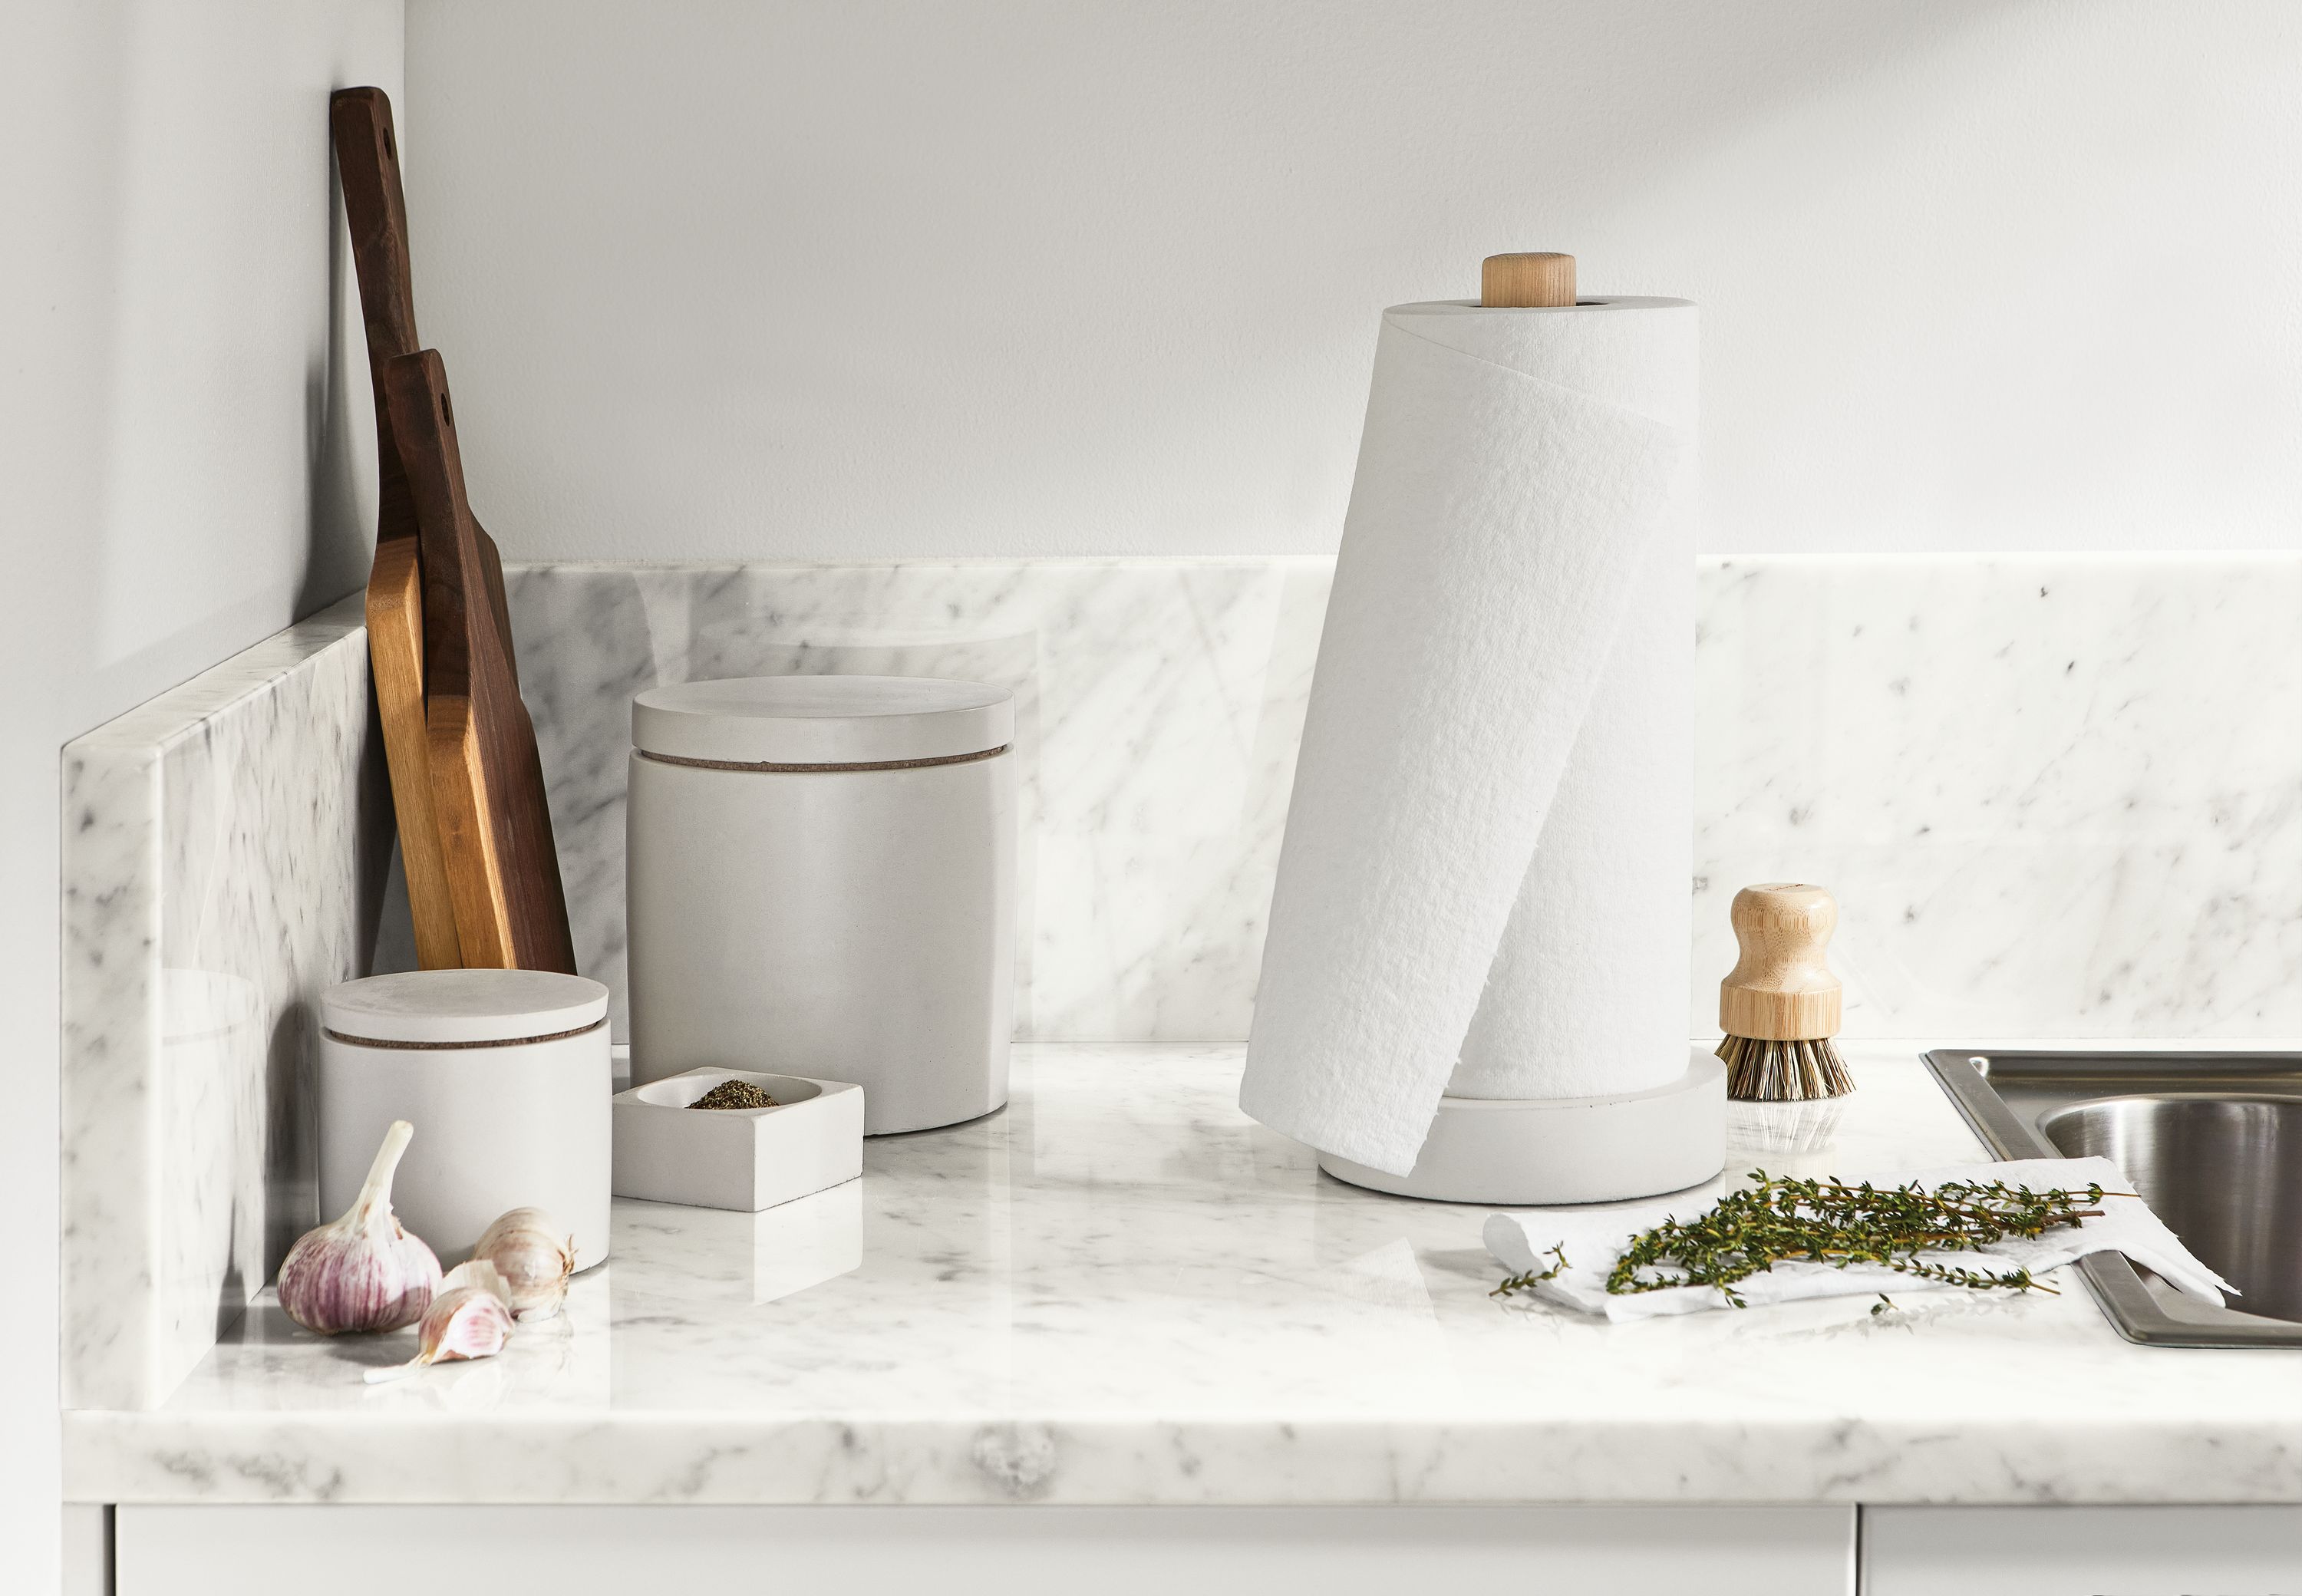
[
  {"xmin": 117, "ymin": 1503, "xmax": 1854, "ymax": 1595},
  {"xmin": 61, "ymin": 1505, "xmax": 109, "ymax": 1596},
  {"xmin": 1862, "ymin": 1505, "xmax": 2302, "ymax": 1594}
]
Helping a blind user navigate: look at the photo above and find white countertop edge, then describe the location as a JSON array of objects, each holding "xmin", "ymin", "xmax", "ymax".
[{"xmin": 61, "ymin": 1410, "xmax": 2302, "ymax": 1508}]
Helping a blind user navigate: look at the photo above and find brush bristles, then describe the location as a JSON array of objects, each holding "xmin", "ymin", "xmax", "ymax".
[{"xmin": 1717, "ymin": 1034, "xmax": 1854, "ymax": 1101}]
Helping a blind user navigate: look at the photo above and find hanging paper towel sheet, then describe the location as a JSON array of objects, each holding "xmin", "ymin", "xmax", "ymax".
[{"xmin": 1241, "ymin": 297, "xmax": 1698, "ymax": 1176}]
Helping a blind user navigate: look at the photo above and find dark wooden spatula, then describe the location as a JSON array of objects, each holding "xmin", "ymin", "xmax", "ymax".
[
  {"xmin": 331, "ymin": 85, "xmax": 519, "ymax": 968},
  {"xmin": 384, "ymin": 348, "xmax": 576, "ymax": 975}
]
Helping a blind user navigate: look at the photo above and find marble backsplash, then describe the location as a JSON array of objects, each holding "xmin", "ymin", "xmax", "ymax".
[
  {"xmin": 1697, "ymin": 555, "xmax": 2302, "ymax": 1037},
  {"xmin": 61, "ymin": 595, "xmax": 388, "ymax": 1410},
  {"xmin": 61, "ymin": 555, "xmax": 2302, "ymax": 1410},
  {"xmin": 503, "ymin": 555, "xmax": 2302, "ymax": 1045},
  {"xmin": 495, "ymin": 560, "xmax": 1331, "ymax": 1044}
]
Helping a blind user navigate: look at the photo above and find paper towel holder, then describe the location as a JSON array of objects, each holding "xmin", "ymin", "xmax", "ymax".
[
  {"xmin": 1317, "ymin": 1049, "xmax": 1726, "ymax": 1206},
  {"xmin": 1311, "ymin": 253, "xmax": 1727, "ymax": 1206},
  {"xmin": 1482, "ymin": 251, "xmax": 1576, "ymax": 308}
]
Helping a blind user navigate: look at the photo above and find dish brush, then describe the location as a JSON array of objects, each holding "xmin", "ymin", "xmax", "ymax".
[{"xmin": 1717, "ymin": 882, "xmax": 1854, "ymax": 1100}]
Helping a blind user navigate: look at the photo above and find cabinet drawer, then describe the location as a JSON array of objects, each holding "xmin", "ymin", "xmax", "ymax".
[
  {"xmin": 120, "ymin": 1503, "xmax": 1853, "ymax": 1595},
  {"xmin": 1863, "ymin": 1505, "xmax": 2302, "ymax": 1595}
]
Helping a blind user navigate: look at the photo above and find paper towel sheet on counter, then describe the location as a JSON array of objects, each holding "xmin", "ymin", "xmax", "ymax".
[
  {"xmin": 1242, "ymin": 298, "xmax": 1697, "ymax": 1175},
  {"xmin": 1483, "ymin": 1156, "xmax": 2232, "ymax": 1322}
]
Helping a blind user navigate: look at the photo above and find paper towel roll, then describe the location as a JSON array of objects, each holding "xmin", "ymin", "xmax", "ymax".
[{"xmin": 1241, "ymin": 296, "xmax": 1696, "ymax": 1176}]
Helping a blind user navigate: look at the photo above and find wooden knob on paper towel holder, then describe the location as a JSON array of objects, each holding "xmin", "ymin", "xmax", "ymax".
[{"xmin": 1481, "ymin": 252, "xmax": 1576, "ymax": 308}]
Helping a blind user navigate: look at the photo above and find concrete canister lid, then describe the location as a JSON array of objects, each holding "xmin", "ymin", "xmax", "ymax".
[
  {"xmin": 631, "ymin": 674, "xmax": 1014, "ymax": 767},
  {"xmin": 323, "ymin": 969, "xmax": 610, "ymax": 1047}
]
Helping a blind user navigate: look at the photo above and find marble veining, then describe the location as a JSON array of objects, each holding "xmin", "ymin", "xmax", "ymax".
[
  {"xmin": 63, "ymin": 1044, "xmax": 2302, "ymax": 1506},
  {"xmin": 61, "ymin": 595, "xmax": 388, "ymax": 1410},
  {"xmin": 499, "ymin": 560, "xmax": 1331, "ymax": 1043},
  {"xmin": 502, "ymin": 555, "xmax": 2302, "ymax": 1045},
  {"xmin": 1694, "ymin": 555, "xmax": 2302, "ymax": 1037}
]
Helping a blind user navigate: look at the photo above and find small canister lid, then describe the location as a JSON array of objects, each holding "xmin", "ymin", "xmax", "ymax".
[
  {"xmin": 323, "ymin": 969, "xmax": 609, "ymax": 1047},
  {"xmin": 632, "ymin": 674, "xmax": 1014, "ymax": 766}
]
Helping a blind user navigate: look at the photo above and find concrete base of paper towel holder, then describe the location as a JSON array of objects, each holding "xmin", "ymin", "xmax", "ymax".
[
  {"xmin": 612, "ymin": 1067, "xmax": 864, "ymax": 1212},
  {"xmin": 1317, "ymin": 1048, "xmax": 1726, "ymax": 1205}
]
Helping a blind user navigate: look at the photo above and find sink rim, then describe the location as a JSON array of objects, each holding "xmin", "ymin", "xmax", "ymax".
[
  {"xmin": 2042, "ymin": 1090, "xmax": 2302, "ymax": 1110},
  {"xmin": 2037, "ymin": 1090, "xmax": 2302, "ymax": 1146}
]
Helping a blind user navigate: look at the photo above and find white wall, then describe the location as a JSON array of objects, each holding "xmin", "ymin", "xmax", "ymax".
[
  {"xmin": 404, "ymin": 0, "xmax": 2302, "ymax": 562},
  {"xmin": 0, "ymin": 3, "xmax": 400, "ymax": 1588}
]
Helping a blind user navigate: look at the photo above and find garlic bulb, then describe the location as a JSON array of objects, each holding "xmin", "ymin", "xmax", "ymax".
[
  {"xmin": 364, "ymin": 1259, "xmax": 516, "ymax": 1383},
  {"xmin": 278, "ymin": 1120, "xmax": 442, "ymax": 1334},
  {"xmin": 472, "ymin": 1207, "xmax": 577, "ymax": 1321}
]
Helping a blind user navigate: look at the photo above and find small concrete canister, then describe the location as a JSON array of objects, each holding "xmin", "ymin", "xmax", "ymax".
[
  {"xmin": 626, "ymin": 675, "xmax": 1015, "ymax": 1135},
  {"xmin": 320, "ymin": 969, "xmax": 613, "ymax": 1268}
]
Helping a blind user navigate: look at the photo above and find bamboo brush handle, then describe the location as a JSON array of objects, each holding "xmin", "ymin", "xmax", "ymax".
[
  {"xmin": 1482, "ymin": 252, "xmax": 1576, "ymax": 308},
  {"xmin": 1720, "ymin": 883, "xmax": 1842, "ymax": 1041}
]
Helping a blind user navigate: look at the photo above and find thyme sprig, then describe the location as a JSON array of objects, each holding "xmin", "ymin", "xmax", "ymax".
[
  {"xmin": 1493, "ymin": 1244, "xmax": 1570, "ymax": 1298},
  {"xmin": 1494, "ymin": 1171, "xmax": 2125, "ymax": 1309}
]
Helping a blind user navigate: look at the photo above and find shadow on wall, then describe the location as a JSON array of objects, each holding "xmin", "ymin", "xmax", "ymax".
[
  {"xmin": 262, "ymin": 1001, "xmax": 319, "ymax": 1297},
  {"xmin": 355, "ymin": 686, "xmax": 401, "ymax": 977},
  {"xmin": 298, "ymin": 147, "xmax": 370, "ymax": 622},
  {"xmin": 80, "ymin": 0, "xmax": 383, "ymax": 724}
]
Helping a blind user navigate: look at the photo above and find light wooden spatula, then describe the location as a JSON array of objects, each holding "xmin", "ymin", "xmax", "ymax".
[{"xmin": 383, "ymin": 349, "xmax": 577, "ymax": 974}]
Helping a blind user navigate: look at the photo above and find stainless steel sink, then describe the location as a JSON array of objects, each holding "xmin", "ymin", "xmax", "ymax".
[{"xmin": 1924, "ymin": 1050, "xmax": 2302, "ymax": 1347}]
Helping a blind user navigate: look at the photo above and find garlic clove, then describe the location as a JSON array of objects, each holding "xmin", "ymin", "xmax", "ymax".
[
  {"xmin": 440, "ymin": 1256, "xmax": 512, "ymax": 1302},
  {"xmin": 471, "ymin": 1206, "xmax": 577, "ymax": 1321},
  {"xmin": 363, "ymin": 1258, "xmax": 516, "ymax": 1384},
  {"xmin": 279, "ymin": 1120, "xmax": 443, "ymax": 1335}
]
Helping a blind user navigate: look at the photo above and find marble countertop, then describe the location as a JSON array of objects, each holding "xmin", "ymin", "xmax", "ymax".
[{"xmin": 64, "ymin": 1044, "xmax": 2302, "ymax": 1507}]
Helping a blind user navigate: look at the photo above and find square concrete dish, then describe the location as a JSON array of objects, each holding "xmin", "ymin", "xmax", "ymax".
[{"xmin": 611, "ymin": 1068, "xmax": 863, "ymax": 1212}]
